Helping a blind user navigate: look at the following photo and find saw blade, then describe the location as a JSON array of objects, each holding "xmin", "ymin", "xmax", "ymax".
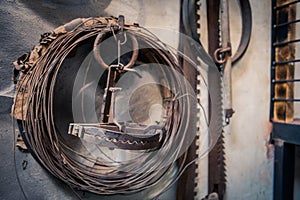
[
  {"xmin": 194, "ymin": 1, "xmax": 203, "ymax": 199},
  {"xmin": 194, "ymin": 0, "xmax": 227, "ymax": 199},
  {"xmin": 206, "ymin": 0, "xmax": 227, "ymax": 199}
]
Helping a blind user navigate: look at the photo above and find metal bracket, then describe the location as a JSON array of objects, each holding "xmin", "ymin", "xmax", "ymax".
[{"xmin": 68, "ymin": 123, "xmax": 165, "ymax": 150}]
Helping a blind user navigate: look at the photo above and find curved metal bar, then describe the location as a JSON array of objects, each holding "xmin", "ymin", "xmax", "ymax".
[{"xmin": 231, "ymin": 0, "xmax": 252, "ymax": 65}]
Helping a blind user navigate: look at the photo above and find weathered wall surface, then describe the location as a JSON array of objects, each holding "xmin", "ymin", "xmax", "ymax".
[
  {"xmin": 198, "ymin": 1, "xmax": 274, "ymax": 199},
  {"xmin": 0, "ymin": 1, "xmax": 179, "ymax": 200},
  {"xmin": 0, "ymin": 0, "xmax": 274, "ymax": 200},
  {"xmin": 226, "ymin": 0, "xmax": 273, "ymax": 199}
]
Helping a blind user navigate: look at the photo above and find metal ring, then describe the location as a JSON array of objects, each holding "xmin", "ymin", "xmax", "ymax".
[
  {"xmin": 93, "ymin": 29, "xmax": 139, "ymax": 69},
  {"xmin": 213, "ymin": 48, "xmax": 226, "ymax": 64}
]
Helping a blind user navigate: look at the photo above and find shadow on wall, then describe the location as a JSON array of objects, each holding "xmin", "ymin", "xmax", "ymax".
[
  {"xmin": 0, "ymin": 0, "xmax": 111, "ymax": 111},
  {"xmin": 18, "ymin": 0, "xmax": 112, "ymax": 25}
]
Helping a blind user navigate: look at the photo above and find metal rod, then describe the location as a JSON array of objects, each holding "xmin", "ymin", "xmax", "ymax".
[
  {"xmin": 221, "ymin": 0, "xmax": 231, "ymax": 48},
  {"xmin": 273, "ymin": 59, "xmax": 300, "ymax": 65},
  {"xmin": 221, "ymin": 0, "xmax": 234, "ymax": 122},
  {"xmin": 270, "ymin": 0, "xmax": 277, "ymax": 121},
  {"xmin": 272, "ymin": 98, "xmax": 300, "ymax": 102},
  {"xmin": 273, "ymin": 79, "xmax": 300, "ymax": 83},
  {"xmin": 274, "ymin": 18, "xmax": 300, "ymax": 28},
  {"xmin": 273, "ymin": 38, "xmax": 300, "ymax": 47}
]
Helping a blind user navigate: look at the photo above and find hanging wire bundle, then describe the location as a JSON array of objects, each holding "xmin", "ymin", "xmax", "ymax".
[{"xmin": 12, "ymin": 16, "xmax": 204, "ymax": 198}]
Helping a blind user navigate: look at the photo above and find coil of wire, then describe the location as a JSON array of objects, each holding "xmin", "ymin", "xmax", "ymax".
[{"xmin": 13, "ymin": 16, "xmax": 197, "ymax": 198}]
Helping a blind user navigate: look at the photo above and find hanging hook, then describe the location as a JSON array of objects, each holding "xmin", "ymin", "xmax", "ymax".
[{"xmin": 93, "ymin": 30, "xmax": 139, "ymax": 70}]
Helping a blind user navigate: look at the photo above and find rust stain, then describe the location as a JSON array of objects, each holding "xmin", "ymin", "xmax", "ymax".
[
  {"xmin": 265, "ymin": 122, "xmax": 274, "ymax": 159},
  {"xmin": 273, "ymin": 0, "xmax": 296, "ymax": 122}
]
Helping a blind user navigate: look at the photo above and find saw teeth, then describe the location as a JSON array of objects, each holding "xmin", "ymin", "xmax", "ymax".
[
  {"xmin": 194, "ymin": 2, "xmax": 202, "ymax": 197},
  {"xmin": 195, "ymin": 0, "xmax": 225, "ymax": 198},
  {"xmin": 196, "ymin": 0, "xmax": 202, "ymax": 39},
  {"xmin": 112, "ymin": 138, "xmax": 118, "ymax": 143}
]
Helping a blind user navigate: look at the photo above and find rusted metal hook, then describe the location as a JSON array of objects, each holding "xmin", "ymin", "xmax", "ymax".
[{"xmin": 213, "ymin": 46, "xmax": 232, "ymax": 65}]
